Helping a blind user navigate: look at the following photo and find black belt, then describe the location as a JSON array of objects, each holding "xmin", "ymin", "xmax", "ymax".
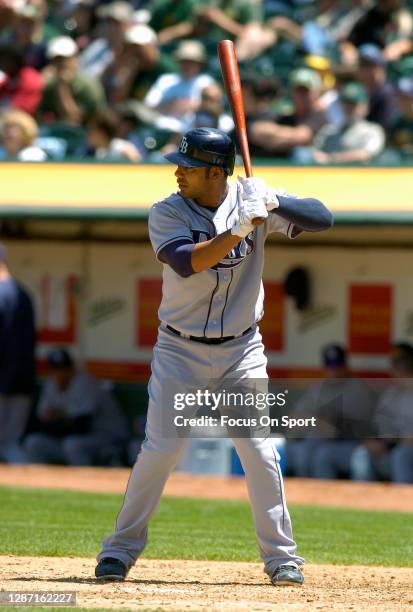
[{"xmin": 166, "ymin": 325, "xmax": 252, "ymax": 344}]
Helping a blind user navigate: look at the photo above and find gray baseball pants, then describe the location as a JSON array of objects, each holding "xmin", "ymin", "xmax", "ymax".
[{"xmin": 98, "ymin": 326, "xmax": 303, "ymax": 576}]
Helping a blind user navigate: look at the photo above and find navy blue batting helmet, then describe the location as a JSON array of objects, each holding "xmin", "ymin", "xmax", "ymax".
[{"xmin": 164, "ymin": 127, "xmax": 236, "ymax": 175}]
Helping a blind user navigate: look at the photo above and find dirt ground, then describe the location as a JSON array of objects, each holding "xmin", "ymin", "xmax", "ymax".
[
  {"xmin": 1, "ymin": 556, "xmax": 412, "ymax": 611},
  {"xmin": 1, "ymin": 465, "xmax": 413, "ymax": 611}
]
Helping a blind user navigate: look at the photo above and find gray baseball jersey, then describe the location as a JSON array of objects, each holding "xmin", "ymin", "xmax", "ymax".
[{"xmin": 149, "ymin": 181, "xmax": 298, "ymax": 337}]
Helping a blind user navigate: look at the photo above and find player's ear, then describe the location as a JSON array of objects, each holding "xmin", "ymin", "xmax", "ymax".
[{"xmin": 206, "ymin": 166, "xmax": 225, "ymax": 181}]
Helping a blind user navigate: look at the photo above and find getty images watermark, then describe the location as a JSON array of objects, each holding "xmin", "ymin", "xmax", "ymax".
[
  {"xmin": 172, "ymin": 389, "xmax": 317, "ymax": 430},
  {"xmin": 158, "ymin": 380, "xmax": 323, "ymax": 437},
  {"xmin": 161, "ymin": 377, "xmax": 406, "ymax": 439}
]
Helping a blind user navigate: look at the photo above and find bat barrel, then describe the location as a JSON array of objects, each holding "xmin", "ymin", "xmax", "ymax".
[{"xmin": 218, "ymin": 40, "xmax": 253, "ymax": 178}]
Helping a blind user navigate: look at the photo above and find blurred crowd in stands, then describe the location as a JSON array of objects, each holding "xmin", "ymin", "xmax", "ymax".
[{"xmin": 0, "ymin": 0, "xmax": 412, "ymax": 163}]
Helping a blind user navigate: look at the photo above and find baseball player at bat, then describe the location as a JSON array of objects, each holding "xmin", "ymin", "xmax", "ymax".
[{"xmin": 95, "ymin": 127, "xmax": 333, "ymax": 587}]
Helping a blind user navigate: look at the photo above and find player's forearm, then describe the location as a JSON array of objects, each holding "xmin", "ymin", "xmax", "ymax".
[
  {"xmin": 191, "ymin": 230, "xmax": 241, "ymax": 272},
  {"xmin": 159, "ymin": 232, "xmax": 242, "ymax": 277},
  {"xmin": 275, "ymin": 195, "xmax": 333, "ymax": 232}
]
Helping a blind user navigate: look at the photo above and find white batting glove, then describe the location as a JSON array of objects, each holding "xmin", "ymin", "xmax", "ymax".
[
  {"xmin": 238, "ymin": 175, "xmax": 280, "ymax": 212},
  {"xmin": 231, "ymin": 205, "xmax": 254, "ymax": 238},
  {"xmin": 231, "ymin": 185, "xmax": 268, "ymax": 237},
  {"xmin": 237, "ymin": 176, "xmax": 268, "ymax": 221},
  {"xmin": 265, "ymin": 186, "xmax": 280, "ymax": 211},
  {"xmin": 243, "ymin": 195, "xmax": 268, "ymax": 221},
  {"xmin": 231, "ymin": 194, "xmax": 255, "ymax": 238},
  {"xmin": 237, "ymin": 175, "xmax": 267, "ymax": 202}
]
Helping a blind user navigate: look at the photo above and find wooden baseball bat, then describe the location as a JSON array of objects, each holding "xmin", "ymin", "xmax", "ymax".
[
  {"xmin": 218, "ymin": 39, "xmax": 252, "ymax": 178},
  {"xmin": 218, "ymin": 39, "xmax": 264, "ymax": 226}
]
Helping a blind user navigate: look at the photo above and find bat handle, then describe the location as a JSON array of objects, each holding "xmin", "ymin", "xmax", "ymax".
[
  {"xmin": 243, "ymin": 168, "xmax": 264, "ymax": 226},
  {"xmin": 240, "ymin": 149, "xmax": 264, "ymax": 224},
  {"xmin": 240, "ymin": 133, "xmax": 263, "ymax": 223},
  {"xmin": 241, "ymin": 167, "xmax": 265, "ymax": 226},
  {"xmin": 244, "ymin": 158, "xmax": 253, "ymax": 178}
]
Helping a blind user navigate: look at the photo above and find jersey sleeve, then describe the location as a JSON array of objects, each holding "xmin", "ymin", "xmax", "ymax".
[
  {"xmin": 265, "ymin": 192, "xmax": 302, "ymax": 239},
  {"xmin": 148, "ymin": 198, "xmax": 194, "ymax": 260},
  {"xmin": 265, "ymin": 213, "xmax": 301, "ymax": 238}
]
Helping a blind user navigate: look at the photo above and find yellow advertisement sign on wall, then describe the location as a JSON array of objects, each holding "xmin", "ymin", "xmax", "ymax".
[{"xmin": 0, "ymin": 163, "xmax": 412, "ymax": 222}]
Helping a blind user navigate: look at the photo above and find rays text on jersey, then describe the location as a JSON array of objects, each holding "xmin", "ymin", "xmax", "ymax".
[{"xmin": 191, "ymin": 229, "xmax": 255, "ymax": 269}]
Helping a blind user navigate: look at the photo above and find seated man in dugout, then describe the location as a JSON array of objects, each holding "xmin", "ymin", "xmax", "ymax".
[
  {"xmin": 23, "ymin": 348, "xmax": 129, "ymax": 466},
  {"xmin": 351, "ymin": 343, "xmax": 413, "ymax": 484},
  {"xmin": 285, "ymin": 343, "xmax": 375, "ymax": 479}
]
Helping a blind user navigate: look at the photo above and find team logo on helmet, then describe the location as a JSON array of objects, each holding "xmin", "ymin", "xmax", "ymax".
[
  {"xmin": 165, "ymin": 128, "xmax": 236, "ymax": 175},
  {"xmin": 179, "ymin": 137, "xmax": 189, "ymax": 154}
]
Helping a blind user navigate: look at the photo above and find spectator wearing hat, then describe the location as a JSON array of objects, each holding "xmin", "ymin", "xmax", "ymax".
[
  {"xmin": 38, "ymin": 36, "xmax": 105, "ymax": 125},
  {"xmin": 351, "ymin": 343, "xmax": 413, "ymax": 484},
  {"xmin": 185, "ymin": 81, "xmax": 234, "ymax": 133},
  {"xmin": 6, "ymin": 0, "xmax": 63, "ymax": 64},
  {"xmin": 1, "ymin": 2, "xmax": 49, "ymax": 70},
  {"xmin": 285, "ymin": 343, "xmax": 375, "ymax": 479},
  {"xmin": 310, "ymin": 82, "xmax": 385, "ymax": 165},
  {"xmin": 85, "ymin": 108, "xmax": 142, "ymax": 161},
  {"xmin": 389, "ymin": 77, "xmax": 413, "ymax": 157},
  {"xmin": 304, "ymin": 55, "xmax": 345, "ymax": 128},
  {"xmin": 0, "ymin": 108, "xmax": 46, "ymax": 160},
  {"xmin": 124, "ymin": 23, "xmax": 177, "ymax": 101},
  {"xmin": 0, "ymin": 45, "xmax": 43, "ymax": 115},
  {"xmin": 101, "ymin": 24, "xmax": 176, "ymax": 105},
  {"xmin": 79, "ymin": 1, "xmax": 133, "ymax": 79},
  {"xmin": 357, "ymin": 44, "xmax": 396, "ymax": 132},
  {"xmin": 248, "ymin": 68, "xmax": 328, "ymax": 158},
  {"xmin": 0, "ymin": 243, "xmax": 36, "ymax": 463},
  {"xmin": 161, "ymin": 80, "xmax": 235, "ymax": 156},
  {"xmin": 144, "ymin": 40, "xmax": 214, "ymax": 121},
  {"xmin": 23, "ymin": 348, "xmax": 129, "ymax": 466}
]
